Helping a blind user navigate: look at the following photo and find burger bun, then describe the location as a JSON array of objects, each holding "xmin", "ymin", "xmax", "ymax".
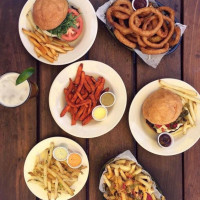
[
  {"xmin": 33, "ymin": 0, "xmax": 68, "ymax": 30},
  {"xmin": 142, "ymin": 88, "xmax": 183, "ymax": 125}
]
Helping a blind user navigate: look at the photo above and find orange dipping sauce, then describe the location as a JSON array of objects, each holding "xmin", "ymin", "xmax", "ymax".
[{"xmin": 68, "ymin": 153, "xmax": 82, "ymax": 168}]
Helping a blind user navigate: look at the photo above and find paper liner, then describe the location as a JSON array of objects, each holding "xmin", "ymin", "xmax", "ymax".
[
  {"xmin": 96, "ymin": 0, "xmax": 187, "ymax": 68},
  {"xmin": 99, "ymin": 150, "xmax": 164, "ymax": 199}
]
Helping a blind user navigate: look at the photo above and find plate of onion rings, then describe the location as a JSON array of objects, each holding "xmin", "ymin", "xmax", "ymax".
[{"xmin": 100, "ymin": 0, "xmax": 184, "ymax": 55}]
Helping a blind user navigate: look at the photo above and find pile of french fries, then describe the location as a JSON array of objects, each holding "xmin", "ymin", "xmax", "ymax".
[
  {"xmin": 28, "ymin": 142, "xmax": 87, "ymax": 200},
  {"xmin": 60, "ymin": 63, "xmax": 109, "ymax": 125},
  {"xmin": 22, "ymin": 10, "xmax": 74, "ymax": 63},
  {"xmin": 103, "ymin": 159, "xmax": 165, "ymax": 200},
  {"xmin": 159, "ymin": 80, "xmax": 200, "ymax": 136}
]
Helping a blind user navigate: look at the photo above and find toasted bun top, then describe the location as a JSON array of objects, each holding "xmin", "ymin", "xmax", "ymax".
[
  {"xmin": 33, "ymin": 0, "xmax": 68, "ymax": 30},
  {"xmin": 142, "ymin": 88, "xmax": 183, "ymax": 125}
]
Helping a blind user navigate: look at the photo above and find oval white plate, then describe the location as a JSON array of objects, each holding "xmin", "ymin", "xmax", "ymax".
[
  {"xmin": 24, "ymin": 137, "xmax": 89, "ymax": 200},
  {"xmin": 18, "ymin": 0, "xmax": 98, "ymax": 65},
  {"xmin": 49, "ymin": 60, "xmax": 127, "ymax": 138},
  {"xmin": 129, "ymin": 78, "xmax": 200, "ymax": 156}
]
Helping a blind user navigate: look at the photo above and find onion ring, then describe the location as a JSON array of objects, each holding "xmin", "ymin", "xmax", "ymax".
[
  {"xmin": 118, "ymin": 19, "xmax": 128, "ymax": 27},
  {"xmin": 129, "ymin": 7, "xmax": 164, "ymax": 37},
  {"xmin": 142, "ymin": 15, "xmax": 175, "ymax": 48},
  {"xmin": 140, "ymin": 43, "xmax": 169, "ymax": 55},
  {"xmin": 120, "ymin": 16, "xmax": 143, "ymax": 28},
  {"xmin": 157, "ymin": 20, "xmax": 169, "ymax": 38},
  {"xmin": 114, "ymin": 29, "xmax": 136, "ymax": 49},
  {"xmin": 126, "ymin": 34, "xmax": 138, "ymax": 43},
  {"xmin": 138, "ymin": 11, "xmax": 152, "ymax": 18},
  {"xmin": 142, "ymin": 15, "xmax": 158, "ymax": 32},
  {"xmin": 149, "ymin": 35, "xmax": 163, "ymax": 43},
  {"xmin": 137, "ymin": 35, "xmax": 147, "ymax": 47},
  {"xmin": 112, "ymin": 0, "xmax": 134, "ymax": 20},
  {"xmin": 169, "ymin": 26, "xmax": 181, "ymax": 47},
  {"xmin": 113, "ymin": 0, "xmax": 134, "ymax": 12},
  {"xmin": 135, "ymin": 16, "xmax": 143, "ymax": 27},
  {"xmin": 147, "ymin": 23, "xmax": 153, "ymax": 30},
  {"xmin": 112, "ymin": 11, "xmax": 130, "ymax": 19},
  {"xmin": 152, "ymin": 18, "xmax": 169, "ymax": 38},
  {"xmin": 106, "ymin": 6, "xmax": 133, "ymax": 35},
  {"xmin": 118, "ymin": 20, "xmax": 138, "ymax": 43},
  {"xmin": 118, "ymin": 20, "xmax": 139, "ymax": 40},
  {"xmin": 158, "ymin": 6, "xmax": 175, "ymax": 21}
]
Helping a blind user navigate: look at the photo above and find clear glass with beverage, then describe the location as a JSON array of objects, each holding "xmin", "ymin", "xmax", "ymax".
[{"xmin": 0, "ymin": 72, "xmax": 38, "ymax": 108}]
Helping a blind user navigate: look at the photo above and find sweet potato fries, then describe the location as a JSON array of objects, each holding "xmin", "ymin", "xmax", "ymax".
[{"xmin": 60, "ymin": 63, "xmax": 109, "ymax": 126}]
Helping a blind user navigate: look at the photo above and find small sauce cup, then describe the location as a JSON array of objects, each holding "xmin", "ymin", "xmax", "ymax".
[
  {"xmin": 53, "ymin": 146, "xmax": 68, "ymax": 161},
  {"xmin": 92, "ymin": 105, "xmax": 108, "ymax": 121},
  {"xmin": 67, "ymin": 152, "xmax": 83, "ymax": 169},
  {"xmin": 157, "ymin": 132, "xmax": 174, "ymax": 148},
  {"xmin": 100, "ymin": 92, "xmax": 116, "ymax": 108},
  {"xmin": 132, "ymin": 0, "xmax": 149, "ymax": 10}
]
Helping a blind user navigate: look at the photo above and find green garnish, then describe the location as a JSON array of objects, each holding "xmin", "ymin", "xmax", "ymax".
[
  {"xmin": 48, "ymin": 13, "xmax": 78, "ymax": 38},
  {"xmin": 16, "ymin": 67, "xmax": 35, "ymax": 85}
]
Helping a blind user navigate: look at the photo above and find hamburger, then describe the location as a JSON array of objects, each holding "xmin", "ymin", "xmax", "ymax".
[
  {"xmin": 142, "ymin": 88, "xmax": 189, "ymax": 133},
  {"xmin": 32, "ymin": 0, "xmax": 83, "ymax": 41}
]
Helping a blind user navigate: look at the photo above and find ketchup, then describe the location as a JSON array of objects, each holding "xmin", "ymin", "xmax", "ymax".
[
  {"xmin": 159, "ymin": 134, "xmax": 172, "ymax": 147},
  {"xmin": 134, "ymin": 0, "xmax": 147, "ymax": 9},
  {"xmin": 147, "ymin": 193, "xmax": 153, "ymax": 200}
]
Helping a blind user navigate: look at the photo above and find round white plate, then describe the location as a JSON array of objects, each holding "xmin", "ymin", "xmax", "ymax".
[
  {"xmin": 24, "ymin": 137, "xmax": 89, "ymax": 200},
  {"xmin": 129, "ymin": 78, "xmax": 200, "ymax": 156},
  {"xmin": 49, "ymin": 60, "xmax": 127, "ymax": 138},
  {"xmin": 18, "ymin": 0, "xmax": 98, "ymax": 65}
]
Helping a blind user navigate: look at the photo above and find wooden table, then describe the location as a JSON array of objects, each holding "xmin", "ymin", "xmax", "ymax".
[{"xmin": 0, "ymin": 0, "xmax": 200, "ymax": 199}]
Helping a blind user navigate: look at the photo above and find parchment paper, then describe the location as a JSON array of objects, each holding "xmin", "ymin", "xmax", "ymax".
[
  {"xmin": 99, "ymin": 150, "xmax": 164, "ymax": 199},
  {"xmin": 96, "ymin": 0, "xmax": 187, "ymax": 68}
]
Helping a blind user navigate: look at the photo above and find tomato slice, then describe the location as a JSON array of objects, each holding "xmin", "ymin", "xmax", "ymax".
[
  {"xmin": 62, "ymin": 8, "xmax": 83, "ymax": 42},
  {"xmin": 147, "ymin": 193, "xmax": 153, "ymax": 200}
]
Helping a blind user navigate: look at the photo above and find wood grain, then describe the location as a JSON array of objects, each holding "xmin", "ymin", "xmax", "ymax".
[
  {"xmin": 87, "ymin": 1, "xmax": 137, "ymax": 199},
  {"xmin": 183, "ymin": 1, "xmax": 200, "ymax": 199},
  {"xmin": 0, "ymin": 0, "xmax": 37, "ymax": 199},
  {"xmin": 1, "ymin": 0, "xmax": 200, "ymax": 199},
  {"xmin": 136, "ymin": 0, "xmax": 183, "ymax": 199}
]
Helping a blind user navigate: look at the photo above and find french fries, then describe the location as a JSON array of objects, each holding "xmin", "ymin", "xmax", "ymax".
[
  {"xmin": 159, "ymin": 80, "xmax": 197, "ymax": 96},
  {"xmin": 26, "ymin": 10, "xmax": 37, "ymax": 30},
  {"xmin": 60, "ymin": 63, "xmax": 109, "ymax": 126},
  {"xmin": 22, "ymin": 11, "xmax": 74, "ymax": 63},
  {"xmin": 28, "ymin": 142, "xmax": 87, "ymax": 200},
  {"xmin": 103, "ymin": 159, "xmax": 165, "ymax": 200},
  {"xmin": 159, "ymin": 80, "xmax": 200, "ymax": 136}
]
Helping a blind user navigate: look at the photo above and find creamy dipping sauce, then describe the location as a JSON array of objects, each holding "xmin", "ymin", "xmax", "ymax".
[
  {"xmin": 92, "ymin": 106, "xmax": 107, "ymax": 121},
  {"xmin": 0, "ymin": 72, "xmax": 30, "ymax": 107},
  {"xmin": 53, "ymin": 147, "xmax": 68, "ymax": 161},
  {"xmin": 67, "ymin": 153, "xmax": 82, "ymax": 168}
]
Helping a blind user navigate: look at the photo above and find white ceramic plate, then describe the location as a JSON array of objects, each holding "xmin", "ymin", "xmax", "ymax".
[
  {"xmin": 18, "ymin": 0, "xmax": 98, "ymax": 65},
  {"xmin": 129, "ymin": 78, "xmax": 200, "ymax": 156},
  {"xmin": 24, "ymin": 137, "xmax": 89, "ymax": 200},
  {"xmin": 49, "ymin": 60, "xmax": 127, "ymax": 138}
]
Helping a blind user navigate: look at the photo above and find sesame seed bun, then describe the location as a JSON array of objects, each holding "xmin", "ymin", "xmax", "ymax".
[
  {"xmin": 142, "ymin": 88, "xmax": 183, "ymax": 125},
  {"xmin": 33, "ymin": 0, "xmax": 68, "ymax": 30}
]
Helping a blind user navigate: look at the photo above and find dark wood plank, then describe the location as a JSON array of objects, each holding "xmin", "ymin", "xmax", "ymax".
[
  {"xmin": 136, "ymin": 0, "xmax": 183, "ymax": 199},
  {"xmin": 0, "ymin": 0, "xmax": 37, "ymax": 199},
  {"xmin": 87, "ymin": 1, "xmax": 137, "ymax": 199},
  {"xmin": 38, "ymin": 60, "xmax": 87, "ymax": 200},
  {"xmin": 183, "ymin": 1, "xmax": 200, "ymax": 199}
]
